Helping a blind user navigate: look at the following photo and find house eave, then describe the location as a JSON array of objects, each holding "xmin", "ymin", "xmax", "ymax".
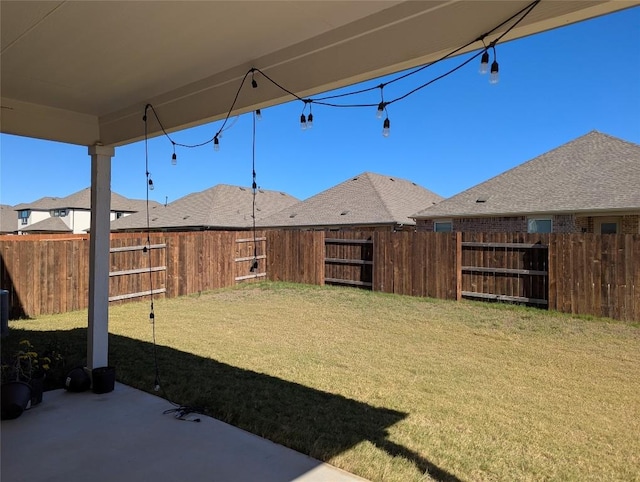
[{"xmin": 413, "ymin": 207, "xmax": 640, "ymax": 220}]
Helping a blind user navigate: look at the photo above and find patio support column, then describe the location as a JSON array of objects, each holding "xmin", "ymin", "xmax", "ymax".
[{"xmin": 87, "ymin": 144, "xmax": 115, "ymax": 371}]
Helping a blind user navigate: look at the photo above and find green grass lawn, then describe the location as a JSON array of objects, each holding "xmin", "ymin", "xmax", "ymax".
[{"xmin": 5, "ymin": 282, "xmax": 639, "ymax": 481}]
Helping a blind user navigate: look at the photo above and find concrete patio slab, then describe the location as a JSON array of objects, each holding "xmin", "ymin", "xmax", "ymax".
[{"xmin": 1, "ymin": 383, "xmax": 367, "ymax": 482}]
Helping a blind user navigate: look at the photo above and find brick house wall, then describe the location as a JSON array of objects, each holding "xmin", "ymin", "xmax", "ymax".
[
  {"xmin": 415, "ymin": 213, "xmax": 640, "ymax": 234},
  {"xmin": 552, "ymin": 214, "xmax": 578, "ymax": 233},
  {"xmin": 575, "ymin": 216, "xmax": 593, "ymax": 233},
  {"xmin": 415, "ymin": 220, "xmax": 434, "ymax": 232},
  {"xmin": 622, "ymin": 215, "xmax": 639, "ymax": 234}
]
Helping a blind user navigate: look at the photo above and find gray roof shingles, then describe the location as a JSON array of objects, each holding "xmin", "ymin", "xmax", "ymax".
[
  {"xmin": 412, "ymin": 131, "xmax": 640, "ymax": 219},
  {"xmin": 0, "ymin": 204, "xmax": 17, "ymax": 234},
  {"xmin": 110, "ymin": 184, "xmax": 299, "ymax": 231},
  {"xmin": 20, "ymin": 216, "xmax": 72, "ymax": 233},
  {"xmin": 14, "ymin": 188, "xmax": 158, "ymax": 212},
  {"xmin": 257, "ymin": 172, "xmax": 443, "ymax": 228}
]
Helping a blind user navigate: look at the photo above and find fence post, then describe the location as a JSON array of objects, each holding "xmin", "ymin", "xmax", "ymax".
[
  {"xmin": 547, "ymin": 234, "xmax": 555, "ymax": 311},
  {"xmin": 456, "ymin": 232, "xmax": 462, "ymax": 301}
]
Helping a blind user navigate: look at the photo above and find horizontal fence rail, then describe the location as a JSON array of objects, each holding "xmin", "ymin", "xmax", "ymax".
[
  {"xmin": 460, "ymin": 234, "xmax": 549, "ymax": 306},
  {"xmin": 0, "ymin": 231, "xmax": 638, "ymax": 321},
  {"xmin": 234, "ymin": 236, "xmax": 266, "ymax": 282},
  {"xmin": 324, "ymin": 233, "xmax": 373, "ymax": 289}
]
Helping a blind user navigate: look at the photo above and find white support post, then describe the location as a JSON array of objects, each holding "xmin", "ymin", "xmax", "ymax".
[{"xmin": 87, "ymin": 144, "xmax": 115, "ymax": 371}]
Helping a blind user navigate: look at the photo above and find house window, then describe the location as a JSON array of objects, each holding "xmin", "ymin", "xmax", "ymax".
[
  {"xmin": 595, "ymin": 217, "xmax": 620, "ymax": 234},
  {"xmin": 527, "ymin": 218, "xmax": 552, "ymax": 233},
  {"xmin": 19, "ymin": 210, "xmax": 29, "ymax": 225},
  {"xmin": 52, "ymin": 209, "xmax": 67, "ymax": 217},
  {"xmin": 434, "ymin": 221, "xmax": 452, "ymax": 233}
]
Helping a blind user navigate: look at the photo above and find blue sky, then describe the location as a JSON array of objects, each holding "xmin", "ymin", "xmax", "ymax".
[{"xmin": 1, "ymin": 6, "xmax": 639, "ymax": 207}]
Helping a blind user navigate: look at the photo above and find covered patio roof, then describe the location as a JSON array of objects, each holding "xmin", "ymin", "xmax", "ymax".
[{"xmin": 1, "ymin": 1, "xmax": 636, "ymax": 147}]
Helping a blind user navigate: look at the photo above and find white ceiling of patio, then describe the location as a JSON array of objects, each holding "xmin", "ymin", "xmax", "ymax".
[{"xmin": 1, "ymin": 1, "xmax": 637, "ymax": 147}]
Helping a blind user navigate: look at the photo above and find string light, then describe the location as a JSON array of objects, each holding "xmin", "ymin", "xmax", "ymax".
[
  {"xmin": 148, "ymin": 178, "xmax": 155, "ymax": 190},
  {"xmin": 376, "ymin": 102, "xmax": 385, "ymax": 119},
  {"xmin": 490, "ymin": 47, "xmax": 499, "ymax": 84},
  {"xmin": 307, "ymin": 111, "xmax": 314, "ymax": 129},
  {"xmin": 255, "ymin": 109, "xmax": 262, "ymax": 120},
  {"xmin": 382, "ymin": 118, "xmax": 390, "ymax": 137},
  {"xmin": 171, "ymin": 142, "xmax": 177, "ymax": 165},
  {"xmin": 490, "ymin": 60, "xmax": 499, "ymax": 84},
  {"xmin": 214, "ymin": 136, "xmax": 220, "ymax": 151},
  {"xmin": 300, "ymin": 113, "xmax": 307, "ymax": 130},
  {"xmin": 479, "ymin": 50, "xmax": 489, "ymax": 74}
]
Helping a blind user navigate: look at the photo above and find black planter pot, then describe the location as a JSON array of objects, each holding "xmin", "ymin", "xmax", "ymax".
[
  {"xmin": 1, "ymin": 381, "xmax": 32, "ymax": 420},
  {"xmin": 29, "ymin": 374, "xmax": 45, "ymax": 406},
  {"xmin": 92, "ymin": 366, "xmax": 116, "ymax": 394}
]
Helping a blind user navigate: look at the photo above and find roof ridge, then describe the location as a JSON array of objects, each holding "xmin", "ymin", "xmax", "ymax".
[{"xmin": 361, "ymin": 172, "xmax": 396, "ymax": 221}]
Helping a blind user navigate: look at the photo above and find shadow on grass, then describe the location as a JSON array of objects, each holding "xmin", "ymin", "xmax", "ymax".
[{"xmin": 3, "ymin": 327, "xmax": 461, "ymax": 482}]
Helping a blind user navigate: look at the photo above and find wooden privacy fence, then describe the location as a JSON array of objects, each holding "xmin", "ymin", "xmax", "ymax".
[
  {"xmin": 373, "ymin": 231, "xmax": 458, "ymax": 299},
  {"xmin": 0, "ymin": 231, "xmax": 268, "ymax": 318},
  {"xmin": 1, "ymin": 231, "xmax": 638, "ymax": 321},
  {"xmin": 234, "ymin": 236, "xmax": 266, "ymax": 282},
  {"xmin": 460, "ymin": 233, "xmax": 549, "ymax": 306},
  {"xmin": 0, "ymin": 236, "xmax": 90, "ymax": 318},
  {"xmin": 266, "ymin": 230, "xmax": 324, "ymax": 285},
  {"xmin": 324, "ymin": 233, "xmax": 373, "ymax": 288},
  {"xmin": 548, "ymin": 233, "xmax": 640, "ymax": 321},
  {"xmin": 108, "ymin": 236, "xmax": 167, "ymax": 303}
]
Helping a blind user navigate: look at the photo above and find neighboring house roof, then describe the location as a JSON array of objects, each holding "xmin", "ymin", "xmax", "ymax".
[
  {"xmin": 258, "ymin": 172, "xmax": 443, "ymax": 228},
  {"xmin": 412, "ymin": 131, "xmax": 640, "ymax": 220},
  {"xmin": 14, "ymin": 188, "xmax": 159, "ymax": 212},
  {"xmin": 0, "ymin": 204, "xmax": 17, "ymax": 234},
  {"xmin": 20, "ymin": 217, "xmax": 72, "ymax": 233},
  {"xmin": 13, "ymin": 197, "xmax": 58, "ymax": 211},
  {"xmin": 110, "ymin": 184, "xmax": 300, "ymax": 231}
]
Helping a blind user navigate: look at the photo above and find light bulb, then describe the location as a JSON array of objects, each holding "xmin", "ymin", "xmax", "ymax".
[
  {"xmin": 307, "ymin": 113, "xmax": 313, "ymax": 129},
  {"xmin": 171, "ymin": 153, "xmax": 177, "ymax": 166},
  {"xmin": 376, "ymin": 103, "xmax": 384, "ymax": 119},
  {"xmin": 479, "ymin": 51, "xmax": 489, "ymax": 74},
  {"xmin": 490, "ymin": 60, "xmax": 499, "ymax": 84},
  {"xmin": 382, "ymin": 118, "xmax": 390, "ymax": 138},
  {"xmin": 214, "ymin": 137, "xmax": 220, "ymax": 151},
  {"xmin": 255, "ymin": 109, "xmax": 262, "ymax": 121},
  {"xmin": 148, "ymin": 179, "xmax": 154, "ymax": 191},
  {"xmin": 300, "ymin": 114, "xmax": 307, "ymax": 130},
  {"xmin": 251, "ymin": 78, "xmax": 258, "ymax": 89}
]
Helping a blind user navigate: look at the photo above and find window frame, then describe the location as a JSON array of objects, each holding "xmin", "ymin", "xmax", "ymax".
[
  {"xmin": 595, "ymin": 216, "xmax": 621, "ymax": 234},
  {"xmin": 433, "ymin": 220, "xmax": 453, "ymax": 233},
  {"xmin": 18, "ymin": 210, "xmax": 29, "ymax": 225},
  {"xmin": 527, "ymin": 217, "xmax": 552, "ymax": 234}
]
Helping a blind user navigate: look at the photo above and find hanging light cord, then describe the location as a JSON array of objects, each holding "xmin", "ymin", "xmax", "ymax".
[
  {"xmin": 142, "ymin": 105, "xmax": 161, "ymax": 392},
  {"xmin": 251, "ymin": 110, "xmax": 259, "ymax": 272},
  {"xmin": 144, "ymin": 67, "xmax": 252, "ymax": 150},
  {"xmin": 142, "ymin": 108, "xmax": 205, "ymax": 422}
]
